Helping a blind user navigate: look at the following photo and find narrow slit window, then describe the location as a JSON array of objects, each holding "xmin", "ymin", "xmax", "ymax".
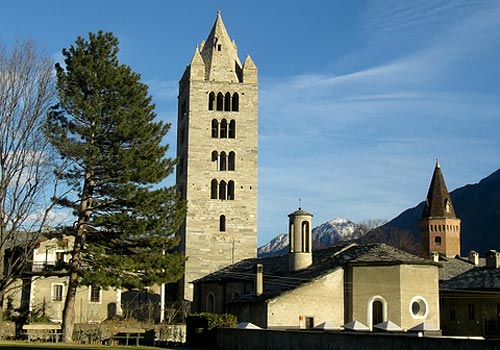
[{"xmin": 220, "ymin": 215, "xmax": 226, "ymax": 232}]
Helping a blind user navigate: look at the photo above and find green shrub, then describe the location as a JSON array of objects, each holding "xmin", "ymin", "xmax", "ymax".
[{"xmin": 190, "ymin": 312, "xmax": 237, "ymax": 330}]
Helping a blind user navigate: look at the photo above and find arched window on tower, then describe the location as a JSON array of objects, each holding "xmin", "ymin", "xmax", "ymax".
[
  {"xmin": 219, "ymin": 180, "xmax": 227, "ymax": 200},
  {"xmin": 220, "ymin": 151, "xmax": 227, "ymax": 171},
  {"xmin": 302, "ymin": 221, "xmax": 310, "ymax": 252},
  {"xmin": 224, "ymin": 92, "xmax": 231, "ymax": 111},
  {"xmin": 228, "ymin": 120, "xmax": 236, "ymax": 138},
  {"xmin": 208, "ymin": 92, "xmax": 215, "ymax": 111},
  {"xmin": 211, "ymin": 119, "xmax": 218, "ymax": 138},
  {"xmin": 435, "ymin": 236, "xmax": 442, "ymax": 246},
  {"xmin": 228, "ymin": 181, "xmax": 235, "ymax": 200},
  {"xmin": 219, "ymin": 215, "xmax": 226, "ymax": 232},
  {"xmin": 211, "ymin": 151, "xmax": 218, "ymax": 170},
  {"xmin": 210, "ymin": 179, "xmax": 218, "ymax": 199},
  {"xmin": 228, "ymin": 152, "xmax": 235, "ymax": 171},
  {"xmin": 220, "ymin": 119, "xmax": 228, "ymax": 138},
  {"xmin": 216, "ymin": 92, "xmax": 224, "ymax": 111},
  {"xmin": 232, "ymin": 93, "xmax": 239, "ymax": 112}
]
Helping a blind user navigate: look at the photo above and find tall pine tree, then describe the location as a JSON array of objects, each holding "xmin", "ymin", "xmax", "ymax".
[{"xmin": 46, "ymin": 31, "xmax": 185, "ymax": 342}]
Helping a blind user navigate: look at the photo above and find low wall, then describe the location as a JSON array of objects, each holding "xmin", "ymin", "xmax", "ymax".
[{"xmin": 218, "ymin": 328, "xmax": 500, "ymax": 350}]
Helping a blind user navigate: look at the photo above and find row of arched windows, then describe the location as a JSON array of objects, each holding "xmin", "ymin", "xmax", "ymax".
[
  {"xmin": 212, "ymin": 151, "xmax": 235, "ymax": 171},
  {"xmin": 209, "ymin": 92, "xmax": 239, "ymax": 112},
  {"xmin": 212, "ymin": 119, "xmax": 236, "ymax": 138},
  {"xmin": 210, "ymin": 179, "xmax": 235, "ymax": 200}
]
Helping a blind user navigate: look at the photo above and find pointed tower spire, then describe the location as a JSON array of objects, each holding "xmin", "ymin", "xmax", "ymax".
[
  {"xmin": 419, "ymin": 161, "xmax": 461, "ymax": 258},
  {"xmin": 421, "ymin": 160, "xmax": 456, "ymax": 219},
  {"xmin": 199, "ymin": 12, "xmax": 242, "ymax": 82}
]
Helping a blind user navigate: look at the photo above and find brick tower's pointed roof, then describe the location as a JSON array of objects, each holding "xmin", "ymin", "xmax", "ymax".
[
  {"xmin": 421, "ymin": 160, "xmax": 456, "ymax": 219},
  {"xmin": 199, "ymin": 11, "xmax": 241, "ymax": 81}
]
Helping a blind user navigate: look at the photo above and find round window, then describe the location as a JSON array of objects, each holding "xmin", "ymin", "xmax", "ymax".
[{"xmin": 410, "ymin": 297, "xmax": 428, "ymax": 318}]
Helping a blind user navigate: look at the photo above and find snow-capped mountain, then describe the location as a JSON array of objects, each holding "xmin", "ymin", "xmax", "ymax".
[
  {"xmin": 312, "ymin": 217, "xmax": 365, "ymax": 249},
  {"xmin": 258, "ymin": 217, "xmax": 367, "ymax": 257}
]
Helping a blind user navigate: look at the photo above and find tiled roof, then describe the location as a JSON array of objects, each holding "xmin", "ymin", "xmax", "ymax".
[
  {"xmin": 438, "ymin": 256, "xmax": 483, "ymax": 281},
  {"xmin": 194, "ymin": 243, "xmax": 437, "ymax": 303},
  {"xmin": 439, "ymin": 256, "xmax": 500, "ymax": 291}
]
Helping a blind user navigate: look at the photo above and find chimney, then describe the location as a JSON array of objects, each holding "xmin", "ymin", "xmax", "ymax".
[
  {"xmin": 430, "ymin": 251, "xmax": 440, "ymax": 262},
  {"xmin": 486, "ymin": 250, "xmax": 500, "ymax": 268},
  {"xmin": 256, "ymin": 263, "xmax": 263, "ymax": 296},
  {"xmin": 468, "ymin": 251, "xmax": 479, "ymax": 266}
]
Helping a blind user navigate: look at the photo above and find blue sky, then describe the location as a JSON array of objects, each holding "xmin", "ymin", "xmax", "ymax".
[{"xmin": 2, "ymin": 1, "xmax": 499, "ymax": 246}]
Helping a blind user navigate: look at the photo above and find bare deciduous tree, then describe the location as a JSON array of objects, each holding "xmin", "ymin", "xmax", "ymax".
[{"xmin": 0, "ymin": 39, "xmax": 57, "ymax": 323}]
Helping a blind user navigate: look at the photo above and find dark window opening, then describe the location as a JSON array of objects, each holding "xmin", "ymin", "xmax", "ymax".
[
  {"xmin": 210, "ymin": 179, "xmax": 218, "ymax": 199},
  {"xmin": 228, "ymin": 120, "xmax": 236, "ymax": 138},
  {"xmin": 232, "ymin": 93, "xmax": 239, "ymax": 111},
  {"xmin": 219, "ymin": 180, "xmax": 227, "ymax": 200},
  {"xmin": 220, "ymin": 215, "xmax": 226, "ymax": 232},
  {"xmin": 211, "ymin": 119, "xmax": 218, "ymax": 138},
  {"xmin": 208, "ymin": 92, "xmax": 215, "ymax": 111},
  {"xmin": 224, "ymin": 92, "xmax": 231, "ymax": 111},
  {"xmin": 220, "ymin": 119, "xmax": 228, "ymax": 138},
  {"xmin": 228, "ymin": 180, "xmax": 235, "ymax": 200},
  {"xmin": 373, "ymin": 300, "xmax": 383, "ymax": 326},
  {"xmin": 228, "ymin": 152, "xmax": 235, "ymax": 171},
  {"xmin": 216, "ymin": 93, "xmax": 224, "ymax": 111},
  {"xmin": 220, "ymin": 151, "xmax": 227, "ymax": 171},
  {"xmin": 434, "ymin": 236, "xmax": 442, "ymax": 246},
  {"xmin": 217, "ymin": 44, "xmax": 222, "ymax": 51},
  {"xmin": 302, "ymin": 221, "xmax": 310, "ymax": 252}
]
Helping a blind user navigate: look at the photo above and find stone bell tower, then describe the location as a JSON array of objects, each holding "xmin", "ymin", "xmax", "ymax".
[
  {"xmin": 419, "ymin": 160, "xmax": 461, "ymax": 258},
  {"xmin": 175, "ymin": 12, "xmax": 258, "ymax": 301}
]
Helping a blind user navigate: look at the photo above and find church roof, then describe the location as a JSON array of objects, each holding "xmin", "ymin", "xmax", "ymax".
[
  {"xmin": 288, "ymin": 207, "xmax": 313, "ymax": 217},
  {"xmin": 421, "ymin": 160, "xmax": 457, "ymax": 219},
  {"xmin": 194, "ymin": 243, "xmax": 437, "ymax": 303}
]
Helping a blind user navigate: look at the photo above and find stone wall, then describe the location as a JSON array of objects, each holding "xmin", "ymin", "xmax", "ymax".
[{"xmin": 218, "ymin": 328, "xmax": 500, "ymax": 350}]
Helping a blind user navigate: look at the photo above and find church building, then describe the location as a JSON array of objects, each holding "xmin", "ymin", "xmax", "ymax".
[{"xmin": 175, "ymin": 12, "xmax": 258, "ymax": 302}]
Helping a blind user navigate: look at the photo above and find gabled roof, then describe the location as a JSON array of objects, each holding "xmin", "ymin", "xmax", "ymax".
[
  {"xmin": 421, "ymin": 160, "xmax": 457, "ymax": 219},
  {"xmin": 194, "ymin": 243, "xmax": 437, "ymax": 303}
]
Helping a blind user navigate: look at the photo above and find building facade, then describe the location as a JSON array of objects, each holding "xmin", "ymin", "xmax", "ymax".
[{"xmin": 175, "ymin": 12, "xmax": 258, "ymax": 301}]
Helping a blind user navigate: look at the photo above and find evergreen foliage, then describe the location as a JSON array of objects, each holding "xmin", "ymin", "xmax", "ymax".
[{"xmin": 46, "ymin": 31, "xmax": 185, "ymax": 291}]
